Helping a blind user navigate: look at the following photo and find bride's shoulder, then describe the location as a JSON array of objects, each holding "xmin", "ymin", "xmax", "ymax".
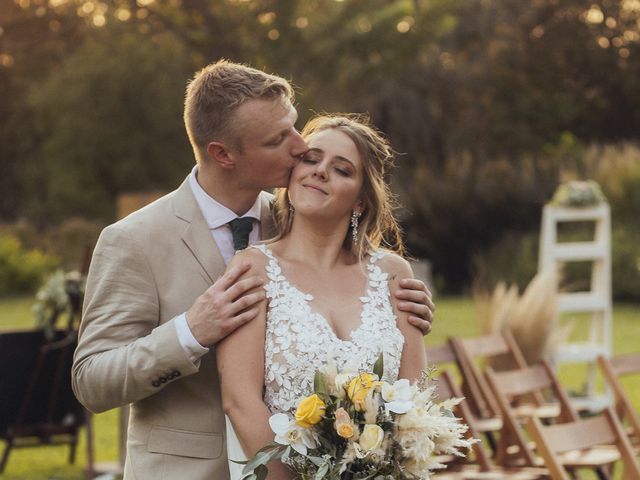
[
  {"xmin": 228, "ymin": 246, "xmax": 271, "ymax": 277},
  {"xmin": 373, "ymin": 251, "xmax": 413, "ymax": 280}
]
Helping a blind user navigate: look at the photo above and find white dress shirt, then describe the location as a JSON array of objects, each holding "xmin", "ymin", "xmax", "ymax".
[{"xmin": 174, "ymin": 166, "xmax": 262, "ymax": 364}]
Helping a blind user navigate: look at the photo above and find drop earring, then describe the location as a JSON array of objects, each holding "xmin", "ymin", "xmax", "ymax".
[{"xmin": 351, "ymin": 211, "xmax": 361, "ymax": 243}]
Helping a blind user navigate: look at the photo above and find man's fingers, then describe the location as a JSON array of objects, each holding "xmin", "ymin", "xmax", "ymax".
[
  {"xmin": 398, "ymin": 301, "xmax": 432, "ymax": 319},
  {"xmin": 396, "ymin": 288, "xmax": 429, "ymax": 304},
  {"xmin": 408, "ymin": 316, "xmax": 432, "ymax": 335},
  {"xmin": 225, "ymin": 276, "xmax": 264, "ymax": 301},
  {"xmin": 230, "ymin": 306, "xmax": 261, "ymax": 329},
  {"xmin": 215, "ymin": 262, "xmax": 252, "ymax": 291},
  {"xmin": 399, "ymin": 278, "xmax": 432, "ymax": 298},
  {"xmin": 230, "ymin": 291, "xmax": 265, "ymax": 315}
]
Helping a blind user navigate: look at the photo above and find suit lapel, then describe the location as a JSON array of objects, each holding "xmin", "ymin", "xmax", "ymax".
[{"xmin": 172, "ymin": 178, "xmax": 225, "ymax": 284}]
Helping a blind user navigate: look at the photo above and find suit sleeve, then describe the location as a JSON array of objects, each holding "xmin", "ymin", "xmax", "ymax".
[{"xmin": 72, "ymin": 223, "xmax": 200, "ymax": 413}]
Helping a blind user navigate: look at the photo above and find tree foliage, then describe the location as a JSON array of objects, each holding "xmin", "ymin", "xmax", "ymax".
[{"xmin": 1, "ymin": 0, "xmax": 639, "ymax": 289}]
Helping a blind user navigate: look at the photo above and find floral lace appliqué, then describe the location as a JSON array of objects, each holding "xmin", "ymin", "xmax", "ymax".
[{"xmin": 252, "ymin": 245, "xmax": 404, "ymax": 414}]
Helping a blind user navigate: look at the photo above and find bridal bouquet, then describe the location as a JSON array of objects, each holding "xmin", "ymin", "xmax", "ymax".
[{"xmin": 239, "ymin": 357, "xmax": 475, "ymax": 479}]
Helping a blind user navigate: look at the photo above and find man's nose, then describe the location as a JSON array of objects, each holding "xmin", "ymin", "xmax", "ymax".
[{"xmin": 290, "ymin": 129, "xmax": 308, "ymax": 158}]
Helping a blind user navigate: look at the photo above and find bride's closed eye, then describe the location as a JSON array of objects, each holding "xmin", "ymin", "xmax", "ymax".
[{"xmin": 302, "ymin": 152, "xmax": 321, "ymax": 163}]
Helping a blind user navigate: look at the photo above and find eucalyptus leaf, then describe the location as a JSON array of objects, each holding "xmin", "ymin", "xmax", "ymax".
[
  {"xmin": 314, "ymin": 463, "xmax": 329, "ymax": 479},
  {"xmin": 242, "ymin": 446, "xmax": 285, "ymax": 474},
  {"xmin": 314, "ymin": 369, "xmax": 328, "ymax": 399},
  {"xmin": 373, "ymin": 354, "xmax": 384, "ymax": 379}
]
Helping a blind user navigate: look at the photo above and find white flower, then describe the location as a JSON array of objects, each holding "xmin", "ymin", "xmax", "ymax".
[
  {"xmin": 269, "ymin": 413, "xmax": 319, "ymax": 455},
  {"xmin": 358, "ymin": 424, "xmax": 385, "ymax": 452},
  {"xmin": 334, "ymin": 372, "xmax": 355, "ymax": 399},
  {"xmin": 381, "ymin": 378, "xmax": 415, "ymax": 414}
]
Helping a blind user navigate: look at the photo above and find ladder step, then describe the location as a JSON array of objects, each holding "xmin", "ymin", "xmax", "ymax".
[
  {"xmin": 544, "ymin": 205, "xmax": 609, "ymax": 221},
  {"xmin": 558, "ymin": 292, "xmax": 607, "ymax": 312},
  {"xmin": 552, "ymin": 242, "xmax": 607, "ymax": 261},
  {"xmin": 554, "ymin": 343, "xmax": 609, "ymax": 363},
  {"xmin": 569, "ymin": 394, "xmax": 613, "ymax": 414}
]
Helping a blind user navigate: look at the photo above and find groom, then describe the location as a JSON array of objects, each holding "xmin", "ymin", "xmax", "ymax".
[{"xmin": 72, "ymin": 60, "xmax": 435, "ymax": 479}]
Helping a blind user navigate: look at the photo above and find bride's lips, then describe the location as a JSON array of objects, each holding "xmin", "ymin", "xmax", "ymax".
[{"xmin": 302, "ymin": 183, "xmax": 328, "ymax": 195}]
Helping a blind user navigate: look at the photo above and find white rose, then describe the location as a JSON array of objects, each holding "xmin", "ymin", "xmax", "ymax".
[{"xmin": 358, "ymin": 424, "xmax": 384, "ymax": 451}]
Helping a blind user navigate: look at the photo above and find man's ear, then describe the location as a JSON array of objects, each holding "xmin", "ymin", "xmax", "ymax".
[{"xmin": 206, "ymin": 142, "xmax": 235, "ymax": 170}]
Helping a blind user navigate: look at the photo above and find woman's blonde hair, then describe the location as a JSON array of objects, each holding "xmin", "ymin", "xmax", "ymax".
[{"xmin": 272, "ymin": 114, "xmax": 404, "ymax": 258}]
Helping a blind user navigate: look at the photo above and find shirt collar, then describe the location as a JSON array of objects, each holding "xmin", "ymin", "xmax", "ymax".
[{"xmin": 188, "ymin": 165, "xmax": 261, "ymax": 229}]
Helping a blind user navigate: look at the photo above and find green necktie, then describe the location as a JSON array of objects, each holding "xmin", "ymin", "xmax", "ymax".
[{"xmin": 228, "ymin": 217, "xmax": 254, "ymax": 251}]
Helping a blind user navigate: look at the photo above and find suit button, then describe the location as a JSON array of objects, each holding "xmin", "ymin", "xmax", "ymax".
[
  {"xmin": 152, "ymin": 380, "xmax": 161, "ymax": 387},
  {"xmin": 173, "ymin": 370, "xmax": 181, "ymax": 377},
  {"xmin": 159, "ymin": 376, "xmax": 167, "ymax": 383}
]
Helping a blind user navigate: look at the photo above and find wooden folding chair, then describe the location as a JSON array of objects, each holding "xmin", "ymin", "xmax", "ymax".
[
  {"xmin": 597, "ymin": 353, "xmax": 640, "ymax": 447},
  {"xmin": 484, "ymin": 360, "xmax": 579, "ymax": 468},
  {"xmin": 431, "ymin": 370, "xmax": 546, "ymax": 480},
  {"xmin": 449, "ymin": 330, "xmax": 530, "ymax": 421},
  {"xmin": 0, "ymin": 328, "xmax": 93, "ymax": 474},
  {"xmin": 428, "ymin": 341, "xmax": 503, "ymax": 437},
  {"xmin": 526, "ymin": 408, "xmax": 640, "ymax": 480}
]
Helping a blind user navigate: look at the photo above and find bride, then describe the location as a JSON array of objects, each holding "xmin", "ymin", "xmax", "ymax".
[{"xmin": 216, "ymin": 114, "xmax": 428, "ymax": 479}]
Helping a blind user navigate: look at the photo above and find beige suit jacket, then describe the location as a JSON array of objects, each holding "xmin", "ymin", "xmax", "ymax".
[{"xmin": 72, "ymin": 177, "xmax": 275, "ymax": 480}]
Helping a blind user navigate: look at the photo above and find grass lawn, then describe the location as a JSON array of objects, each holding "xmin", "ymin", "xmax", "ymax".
[{"xmin": 0, "ymin": 295, "xmax": 638, "ymax": 479}]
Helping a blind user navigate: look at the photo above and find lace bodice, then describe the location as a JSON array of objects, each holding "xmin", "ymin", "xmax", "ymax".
[{"xmin": 252, "ymin": 244, "xmax": 404, "ymax": 414}]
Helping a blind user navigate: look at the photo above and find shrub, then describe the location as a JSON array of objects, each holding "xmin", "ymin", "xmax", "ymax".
[
  {"xmin": 474, "ymin": 225, "xmax": 640, "ymax": 302},
  {"xmin": 611, "ymin": 226, "xmax": 640, "ymax": 302},
  {"xmin": 0, "ymin": 235, "xmax": 60, "ymax": 295}
]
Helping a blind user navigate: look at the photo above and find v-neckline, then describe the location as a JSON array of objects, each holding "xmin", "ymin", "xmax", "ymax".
[{"xmin": 261, "ymin": 245, "xmax": 372, "ymax": 343}]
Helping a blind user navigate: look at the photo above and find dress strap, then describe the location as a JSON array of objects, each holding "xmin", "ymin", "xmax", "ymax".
[{"xmin": 248, "ymin": 243, "xmax": 280, "ymax": 263}]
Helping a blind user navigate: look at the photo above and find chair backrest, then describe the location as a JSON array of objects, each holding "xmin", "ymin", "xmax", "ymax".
[
  {"xmin": 433, "ymin": 369, "xmax": 492, "ymax": 472},
  {"xmin": 526, "ymin": 408, "xmax": 640, "ymax": 480},
  {"xmin": 0, "ymin": 329, "xmax": 84, "ymax": 439},
  {"xmin": 597, "ymin": 353, "xmax": 640, "ymax": 444},
  {"xmin": 450, "ymin": 330, "xmax": 530, "ymax": 418},
  {"xmin": 484, "ymin": 361, "xmax": 579, "ymax": 467},
  {"xmin": 427, "ymin": 341, "xmax": 458, "ymax": 366}
]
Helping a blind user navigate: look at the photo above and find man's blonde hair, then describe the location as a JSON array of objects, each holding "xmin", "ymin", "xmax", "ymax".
[{"xmin": 184, "ymin": 59, "xmax": 294, "ymax": 160}]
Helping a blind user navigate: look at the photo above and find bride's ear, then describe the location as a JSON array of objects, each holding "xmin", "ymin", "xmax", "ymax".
[{"xmin": 353, "ymin": 200, "xmax": 364, "ymax": 215}]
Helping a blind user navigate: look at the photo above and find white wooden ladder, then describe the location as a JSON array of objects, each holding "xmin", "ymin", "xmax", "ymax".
[{"xmin": 538, "ymin": 204, "xmax": 612, "ymax": 412}]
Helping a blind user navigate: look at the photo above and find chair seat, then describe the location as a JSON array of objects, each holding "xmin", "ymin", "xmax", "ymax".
[
  {"xmin": 432, "ymin": 463, "xmax": 546, "ymax": 479},
  {"xmin": 512, "ymin": 403, "xmax": 560, "ymax": 419},
  {"xmin": 558, "ymin": 445, "xmax": 621, "ymax": 468},
  {"xmin": 473, "ymin": 416, "xmax": 503, "ymax": 432}
]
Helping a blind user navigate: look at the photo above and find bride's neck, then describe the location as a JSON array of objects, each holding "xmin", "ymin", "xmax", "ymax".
[{"xmin": 278, "ymin": 217, "xmax": 354, "ymax": 269}]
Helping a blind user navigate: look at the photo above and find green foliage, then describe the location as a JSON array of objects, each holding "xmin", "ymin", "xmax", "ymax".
[
  {"xmin": 24, "ymin": 24, "xmax": 193, "ymax": 222},
  {"xmin": 473, "ymin": 231, "xmax": 540, "ymax": 292},
  {"xmin": 0, "ymin": 235, "xmax": 60, "ymax": 296},
  {"xmin": 611, "ymin": 226, "xmax": 640, "ymax": 302},
  {"xmin": 2, "ymin": 0, "xmax": 640, "ymax": 293}
]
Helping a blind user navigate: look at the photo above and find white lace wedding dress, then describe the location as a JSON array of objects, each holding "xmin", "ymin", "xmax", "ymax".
[{"xmin": 226, "ymin": 244, "xmax": 404, "ymax": 479}]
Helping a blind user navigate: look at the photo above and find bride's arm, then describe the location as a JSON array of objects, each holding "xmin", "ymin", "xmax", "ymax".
[
  {"xmin": 385, "ymin": 255, "xmax": 428, "ymax": 381},
  {"xmin": 216, "ymin": 250, "xmax": 292, "ymax": 479}
]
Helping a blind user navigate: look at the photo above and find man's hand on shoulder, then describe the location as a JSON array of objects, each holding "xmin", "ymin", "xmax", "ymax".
[
  {"xmin": 186, "ymin": 262, "xmax": 265, "ymax": 346},
  {"xmin": 395, "ymin": 278, "xmax": 435, "ymax": 336}
]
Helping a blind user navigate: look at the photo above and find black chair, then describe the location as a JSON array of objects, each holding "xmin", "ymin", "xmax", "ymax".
[{"xmin": 0, "ymin": 327, "xmax": 92, "ymax": 474}]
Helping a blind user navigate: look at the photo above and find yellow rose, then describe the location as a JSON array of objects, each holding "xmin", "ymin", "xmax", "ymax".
[
  {"xmin": 334, "ymin": 407, "xmax": 355, "ymax": 439},
  {"xmin": 347, "ymin": 373, "xmax": 381, "ymax": 410},
  {"xmin": 337, "ymin": 422, "xmax": 354, "ymax": 439},
  {"xmin": 359, "ymin": 424, "xmax": 384, "ymax": 451},
  {"xmin": 295, "ymin": 394, "xmax": 326, "ymax": 428}
]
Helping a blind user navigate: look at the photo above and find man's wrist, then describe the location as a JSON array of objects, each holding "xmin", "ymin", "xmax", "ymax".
[{"xmin": 175, "ymin": 313, "xmax": 209, "ymax": 365}]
